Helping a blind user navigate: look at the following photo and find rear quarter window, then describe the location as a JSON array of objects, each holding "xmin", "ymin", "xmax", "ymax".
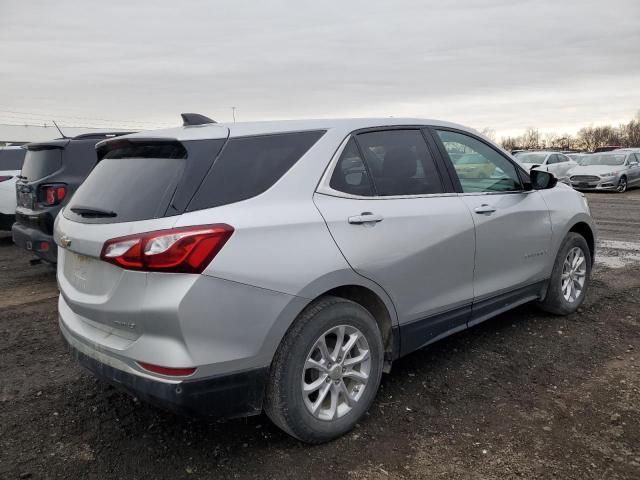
[{"xmin": 187, "ymin": 130, "xmax": 325, "ymax": 211}]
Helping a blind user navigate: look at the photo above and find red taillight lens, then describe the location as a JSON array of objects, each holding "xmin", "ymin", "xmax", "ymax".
[
  {"xmin": 138, "ymin": 362, "xmax": 197, "ymax": 377},
  {"xmin": 42, "ymin": 184, "xmax": 66, "ymax": 205},
  {"xmin": 0, "ymin": 175, "xmax": 13, "ymax": 182},
  {"xmin": 100, "ymin": 224, "xmax": 234, "ymax": 273}
]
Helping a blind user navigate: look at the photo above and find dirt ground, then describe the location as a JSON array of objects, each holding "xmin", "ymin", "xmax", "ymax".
[{"xmin": 1, "ymin": 190, "xmax": 639, "ymax": 480}]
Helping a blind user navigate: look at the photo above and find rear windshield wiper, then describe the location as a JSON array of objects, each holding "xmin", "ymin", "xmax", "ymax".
[{"xmin": 70, "ymin": 206, "xmax": 117, "ymax": 218}]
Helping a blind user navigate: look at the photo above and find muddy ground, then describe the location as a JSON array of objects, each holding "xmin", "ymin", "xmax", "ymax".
[{"xmin": 1, "ymin": 190, "xmax": 639, "ymax": 479}]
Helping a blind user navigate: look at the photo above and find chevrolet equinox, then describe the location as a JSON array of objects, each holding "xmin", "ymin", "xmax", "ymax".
[{"xmin": 54, "ymin": 115, "xmax": 595, "ymax": 443}]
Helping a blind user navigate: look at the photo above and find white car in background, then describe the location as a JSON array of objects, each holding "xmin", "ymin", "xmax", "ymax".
[
  {"xmin": 0, "ymin": 146, "xmax": 26, "ymax": 231},
  {"xmin": 515, "ymin": 151, "xmax": 578, "ymax": 182}
]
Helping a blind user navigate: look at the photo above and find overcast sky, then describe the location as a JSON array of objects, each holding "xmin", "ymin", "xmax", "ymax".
[{"xmin": 1, "ymin": 0, "xmax": 639, "ymax": 138}]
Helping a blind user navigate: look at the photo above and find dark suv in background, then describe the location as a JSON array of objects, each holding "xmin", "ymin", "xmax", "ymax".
[{"xmin": 12, "ymin": 132, "xmax": 133, "ymax": 263}]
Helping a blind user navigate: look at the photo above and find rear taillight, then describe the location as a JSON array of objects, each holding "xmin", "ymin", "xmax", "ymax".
[
  {"xmin": 100, "ymin": 224, "xmax": 234, "ymax": 273},
  {"xmin": 0, "ymin": 175, "xmax": 13, "ymax": 182},
  {"xmin": 41, "ymin": 184, "xmax": 67, "ymax": 205}
]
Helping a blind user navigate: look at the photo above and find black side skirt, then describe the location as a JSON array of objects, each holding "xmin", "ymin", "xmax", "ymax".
[{"xmin": 396, "ymin": 280, "xmax": 547, "ymax": 358}]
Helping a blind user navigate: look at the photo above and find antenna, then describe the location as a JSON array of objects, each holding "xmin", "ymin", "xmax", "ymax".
[{"xmin": 52, "ymin": 120, "xmax": 68, "ymax": 139}]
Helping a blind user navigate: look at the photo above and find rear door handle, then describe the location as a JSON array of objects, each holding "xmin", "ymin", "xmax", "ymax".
[
  {"xmin": 474, "ymin": 204, "xmax": 496, "ymax": 214},
  {"xmin": 348, "ymin": 212, "xmax": 384, "ymax": 224}
]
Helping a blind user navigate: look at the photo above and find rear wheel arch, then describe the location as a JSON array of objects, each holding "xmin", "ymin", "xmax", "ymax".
[{"xmin": 321, "ymin": 285, "xmax": 396, "ymax": 369}]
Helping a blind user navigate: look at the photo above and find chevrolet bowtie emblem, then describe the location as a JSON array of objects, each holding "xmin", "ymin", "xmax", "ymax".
[{"xmin": 59, "ymin": 235, "xmax": 72, "ymax": 248}]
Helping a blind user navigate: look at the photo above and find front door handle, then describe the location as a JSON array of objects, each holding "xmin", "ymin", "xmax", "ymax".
[
  {"xmin": 474, "ymin": 204, "xmax": 496, "ymax": 214},
  {"xmin": 348, "ymin": 212, "xmax": 384, "ymax": 224}
]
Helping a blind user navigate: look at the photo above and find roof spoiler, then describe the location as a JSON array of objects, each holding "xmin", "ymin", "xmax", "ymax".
[{"xmin": 181, "ymin": 113, "xmax": 216, "ymax": 126}]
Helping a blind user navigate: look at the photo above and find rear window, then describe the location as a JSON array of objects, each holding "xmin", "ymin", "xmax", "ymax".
[
  {"xmin": 21, "ymin": 149, "xmax": 62, "ymax": 180},
  {"xmin": 0, "ymin": 148, "xmax": 26, "ymax": 170},
  {"xmin": 66, "ymin": 142, "xmax": 188, "ymax": 223},
  {"xmin": 187, "ymin": 130, "xmax": 325, "ymax": 211}
]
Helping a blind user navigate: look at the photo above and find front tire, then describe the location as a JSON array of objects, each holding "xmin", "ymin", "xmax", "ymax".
[
  {"xmin": 538, "ymin": 232, "xmax": 591, "ymax": 315},
  {"xmin": 617, "ymin": 176, "xmax": 627, "ymax": 193},
  {"xmin": 264, "ymin": 296, "xmax": 384, "ymax": 444}
]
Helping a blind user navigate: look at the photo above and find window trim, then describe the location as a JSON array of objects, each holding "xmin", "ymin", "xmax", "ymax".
[
  {"xmin": 316, "ymin": 127, "xmax": 456, "ymax": 200},
  {"xmin": 429, "ymin": 126, "xmax": 532, "ymax": 196}
]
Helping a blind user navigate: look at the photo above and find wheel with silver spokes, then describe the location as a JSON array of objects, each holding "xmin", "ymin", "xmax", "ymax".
[
  {"xmin": 265, "ymin": 296, "xmax": 383, "ymax": 444},
  {"xmin": 302, "ymin": 325, "xmax": 371, "ymax": 421},
  {"xmin": 539, "ymin": 232, "xmax": 592, "ymax": 315},
  {"xmin": 616, "ymin": 176, "xmax": 627, "ymax": 193},
  {"xmin": 561, "ymin": 247, "xmax": 587, "ymax": 303}
]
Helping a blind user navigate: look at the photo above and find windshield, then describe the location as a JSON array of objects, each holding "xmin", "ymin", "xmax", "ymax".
[
  {"xmin": 517, "ymin": 153, "xmax": 547, "ymax": 164},
  {"xmin": 581, "ymin": 154, "xmax": 626, "ymax": 166}
]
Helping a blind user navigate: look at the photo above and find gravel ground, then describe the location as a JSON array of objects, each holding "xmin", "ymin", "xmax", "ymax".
[{"xmin": 1, "ymin": 189, "xmax": 639, "ymax": 480}]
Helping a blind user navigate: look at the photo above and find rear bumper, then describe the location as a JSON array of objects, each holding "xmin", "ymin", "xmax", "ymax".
[
  {"xmin": 61, "ymin": 325, "xmax": 268, "ymax": 418},
  {"xmin": 11, "ymin": 221, "xmax": 57, "ymax": 262},
  {"xmin": 0, "ymin": 212, "xmax": 15, "ymax": 231}
]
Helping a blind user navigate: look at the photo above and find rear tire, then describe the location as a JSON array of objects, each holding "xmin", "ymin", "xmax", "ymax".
[
  {"xmin": 538, "ymin": 232, "xmax": 591, "ymax": 315},
  {"xmin": 264, "ymin": 296, "xmax": 384, "ymax": 444}
]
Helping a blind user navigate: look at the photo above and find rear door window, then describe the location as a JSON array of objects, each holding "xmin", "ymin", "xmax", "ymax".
[
  {"xmin": 0, "ymin": 148, "xmax": 26, "ymax": 170},
  {"xmin": 65, "ymin": 142, "xmax": 188, "ymax": 223},
  {"xmin": 21, "ymin": 149, "xmax": 62, "ymax": 180},
  {"xmin": 356, "ymin": 129, "xmax": 443, "ymax": 196},
  {"xmin": 188, "ymin": 130, "xmax": 325, "ymax": 210}
]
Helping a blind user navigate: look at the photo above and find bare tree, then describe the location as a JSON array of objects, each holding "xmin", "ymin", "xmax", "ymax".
[
  {"xmin": 498, "ymin": 112, "xmax": 640, "ymax": 151},
  {"xmin": 479, "ymin": 127, "xmax": 496, "ymax": 142}
]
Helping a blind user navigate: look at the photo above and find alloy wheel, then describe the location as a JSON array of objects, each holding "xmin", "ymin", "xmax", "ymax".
[
  {"xmin": 561, "ymin": 247, "xmax": 587, "ymax": 302},
  {"xmin": 301, "ymin": 325, "xmax": 371, "ymax": 421},
  {"xmin": 617, "ymin": 177, "xmax": 627, "ymax": 193}
]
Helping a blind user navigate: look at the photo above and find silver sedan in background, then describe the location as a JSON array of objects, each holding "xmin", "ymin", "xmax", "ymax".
[
  {"xmin": 568, "ymin": 151, "xmax": 640, "ymax": 192},
  {"xmin": 566, "ymin": 153, "xmax": 590, "ymax": 165}
]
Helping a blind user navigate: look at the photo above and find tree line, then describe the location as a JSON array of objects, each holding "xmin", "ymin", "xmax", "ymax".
[{"xmin": 492, "ymin": 111, "xmax": 640, "ymax": 152}]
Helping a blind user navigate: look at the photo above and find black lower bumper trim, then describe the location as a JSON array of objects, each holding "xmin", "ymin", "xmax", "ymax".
[
  {"xmin": 64, "ymin": 336, "xmax": 268, "ymax": 419},
  {"xmin": 11, "ymin": 222, "xmax": 58, "ymax": 263}
]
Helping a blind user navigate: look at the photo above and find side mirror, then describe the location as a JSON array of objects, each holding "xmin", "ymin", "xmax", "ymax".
[
  {"xmin": 530, "ymin": 169, "xmax": 557, "ymax": 190},
  {"xmin": 631, "ymin": 161, "xmax": 639, "ymax": 167}
]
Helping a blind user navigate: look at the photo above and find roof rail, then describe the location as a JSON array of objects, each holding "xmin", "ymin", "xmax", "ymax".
[
  {"xmin": 72, "ymin": 131, "xmax": 136, "ymax": 140},
  {"xmin": 181, "ymin": 113, "xmax": 216, "ymax": 126}
]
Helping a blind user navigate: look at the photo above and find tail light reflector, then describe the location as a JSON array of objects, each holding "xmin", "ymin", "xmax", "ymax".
[
  {"xmin": 138, "ymin": 362, "xmax": 197, "ymax": 377},
  {"xmin": 100, "ymin": 224, "xmax": 234, "ymax": 273},
  {"xmin": 42, "ymin": 184, "xmax": 67, "ymax": 205}
]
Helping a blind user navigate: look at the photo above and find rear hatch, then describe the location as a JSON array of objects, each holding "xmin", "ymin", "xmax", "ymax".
[
  {"xmin": 56, "ymin": 130, "xmax": 229, "ymax": 337},
  {"xmin": 16, "ymin": 144, "xmax": 66, "ymax": 211},
  {"xmin": 56, "ymin": 127, "xmax": 326, "ymax": 341}
]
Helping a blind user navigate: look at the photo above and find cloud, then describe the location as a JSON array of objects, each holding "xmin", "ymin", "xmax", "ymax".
[{"xmin": 1, "ymin": 0, "xmax": 638, "ymax": 136}]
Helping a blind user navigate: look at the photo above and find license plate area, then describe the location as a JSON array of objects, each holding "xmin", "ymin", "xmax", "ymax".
[{"xmin": 66, "ymin": 252, "xmax": 97, "ymax": 292}]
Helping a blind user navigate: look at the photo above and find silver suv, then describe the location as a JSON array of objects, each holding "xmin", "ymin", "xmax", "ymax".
[{"xmin": 55, "ymin": 116, "xmax": 595, "ymax": 443}]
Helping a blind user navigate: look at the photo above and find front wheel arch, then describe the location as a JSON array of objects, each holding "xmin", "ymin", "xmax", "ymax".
[{"xmin": 568, "ymin": 222, "xmax": 595, "ymax": 265}]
